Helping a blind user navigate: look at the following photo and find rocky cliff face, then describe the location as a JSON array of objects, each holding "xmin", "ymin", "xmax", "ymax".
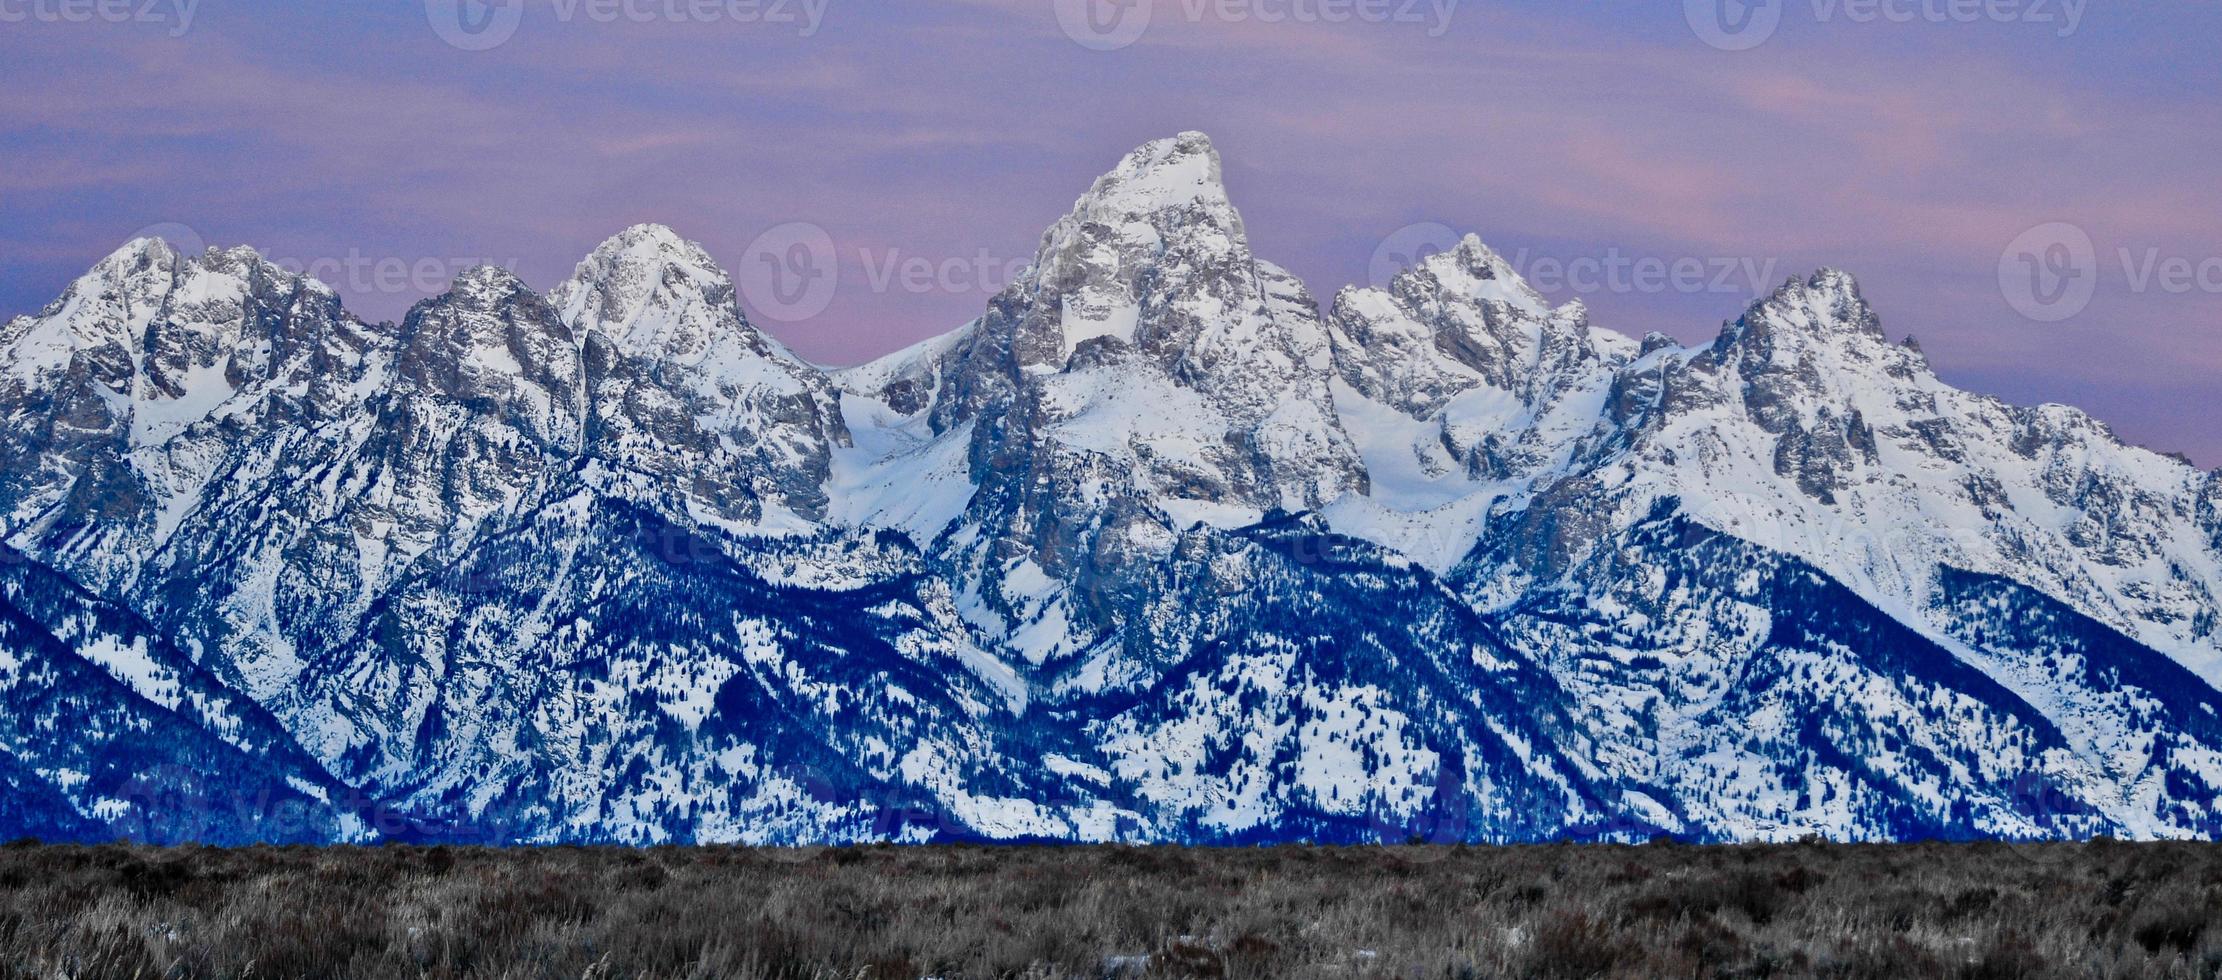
[
  {"xmin": 1, "ymin": 134, "xmax": 2216, "ymax": 844},
  {"xmin": 1416, "ymin": 268, "xmax": 2222, "ymax": 681},
  {"xmin": 554, "ymin": 224, "xmax": 847, "ymax": 526},
  {"xmin": 889, "ymin": 132, "xmax": 1365, "ymax": 519},
  {"xmin": 838, "ymin": 133, "xmax": 1375, "ymax": 727}
]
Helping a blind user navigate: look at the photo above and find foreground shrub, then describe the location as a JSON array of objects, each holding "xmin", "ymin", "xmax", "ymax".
[{"xmin": 0, "ymin": 842, "xmax": 2214, "ymax": 978}]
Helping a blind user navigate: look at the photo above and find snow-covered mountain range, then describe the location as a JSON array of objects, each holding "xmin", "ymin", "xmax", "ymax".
[{"xmin": 2, "ymin": 132, "xmax": 2217, "ymax": 844}]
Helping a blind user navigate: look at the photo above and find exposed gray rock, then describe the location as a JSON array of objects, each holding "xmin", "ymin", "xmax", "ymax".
[{"xmin": 1, "ymin": 133, "xmax": 2217, "ymax": 845}]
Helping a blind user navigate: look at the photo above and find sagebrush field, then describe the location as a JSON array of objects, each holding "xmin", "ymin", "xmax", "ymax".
[{"xmin": 1, "ymin": 840, "xmax": 2217, "ymax": 978}]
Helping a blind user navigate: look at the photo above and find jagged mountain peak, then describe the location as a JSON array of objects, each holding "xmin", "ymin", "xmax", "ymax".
[
  {"xmin": 195, "ymin": 242, "xmax": 283, "ymax": 269},
  {"xmin": 826, "ymin": 131, "xmax": 1262, "ymax": 417},
  {"xmin": 1022, "ymin": 131, "xmax": 1246, "ymax": 311},
  {"xmin": 841, "ymin": 131, "xmax": 1368, "ymax": 608},
  {"xmin": 33, "ymin": 237, "xmax": 190, "ymax": 329},
  {"xmin": 87, "ymin": 237, "xmax": 317, "ymax": 290},
  {"xmin": 1012, "ymin": 135, "xmax": 1250, "ymax": 350},
  {"xmin": 548, "ymin": 222, "xmax": 848, "ymax": 523},
  {"xmin": 1011, "ymin": 135, "xmax": 1360, "ymax": 491},
  {"xmin": 1684, "ymin": 267, "xmax": 1947, "ymax": 413},
  {"xmin": 549, "ymin": 222, "xmax": 793, "ymax": 376},
  {"xmin": 106, "ymin": 235, "xmax": 174, "ymax": 266},
  {"xmin": 922, "ymin": 131, "xmax": 1323, "ymax": 407},
  {"xmin": 601, "ymin": 221, "xmax": 696, "ymax": 252},
  {"xmin": 1754, "ymin": 268, "xmax": 1872, "ymax": 320},
  {"xmin": 1718, "ymin": 268, "xmax": 1884, "ymax": 349},
  {"xmin": 1, "ymin": 237, "xmax": 350, "ymax": 392},
  {"xmin": 1325, "ymin": 232, "xmax": 1628, "ymax": 427},
  {"xmin": 1068, "ymin": 131, "xmax": 1234, "ymax": 225},
  {"xmin": 1399, "ymin": 234, "xmax": 1553, "ymax": 317},
  {"xmin": 557, "ymin": 222, "xmax": 722, "ymax": 305},
  {"xmin": 397, "ymin": 264, "xmax": 578, "ymax": 400},
  {"xmin": 407, "ymin": 265, "xmax": 573, "ymax": 357},
  {"xmin": 445, "ymin": 263, "xmax": 536, "ymax": 305},
  {"xmin": 0, "ymin": 240, "xmax": 177, "ymax": 374}
]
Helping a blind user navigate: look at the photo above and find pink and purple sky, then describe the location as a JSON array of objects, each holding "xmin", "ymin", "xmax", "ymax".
[{"xmin": 2, "ymin": 0, "xmax": 2217, "ymax": 463}]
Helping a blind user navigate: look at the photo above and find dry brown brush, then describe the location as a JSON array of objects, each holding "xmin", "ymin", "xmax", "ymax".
[{"xmin": 0, "ymin": 839, "xmax": 2218, "ymax": 978}]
